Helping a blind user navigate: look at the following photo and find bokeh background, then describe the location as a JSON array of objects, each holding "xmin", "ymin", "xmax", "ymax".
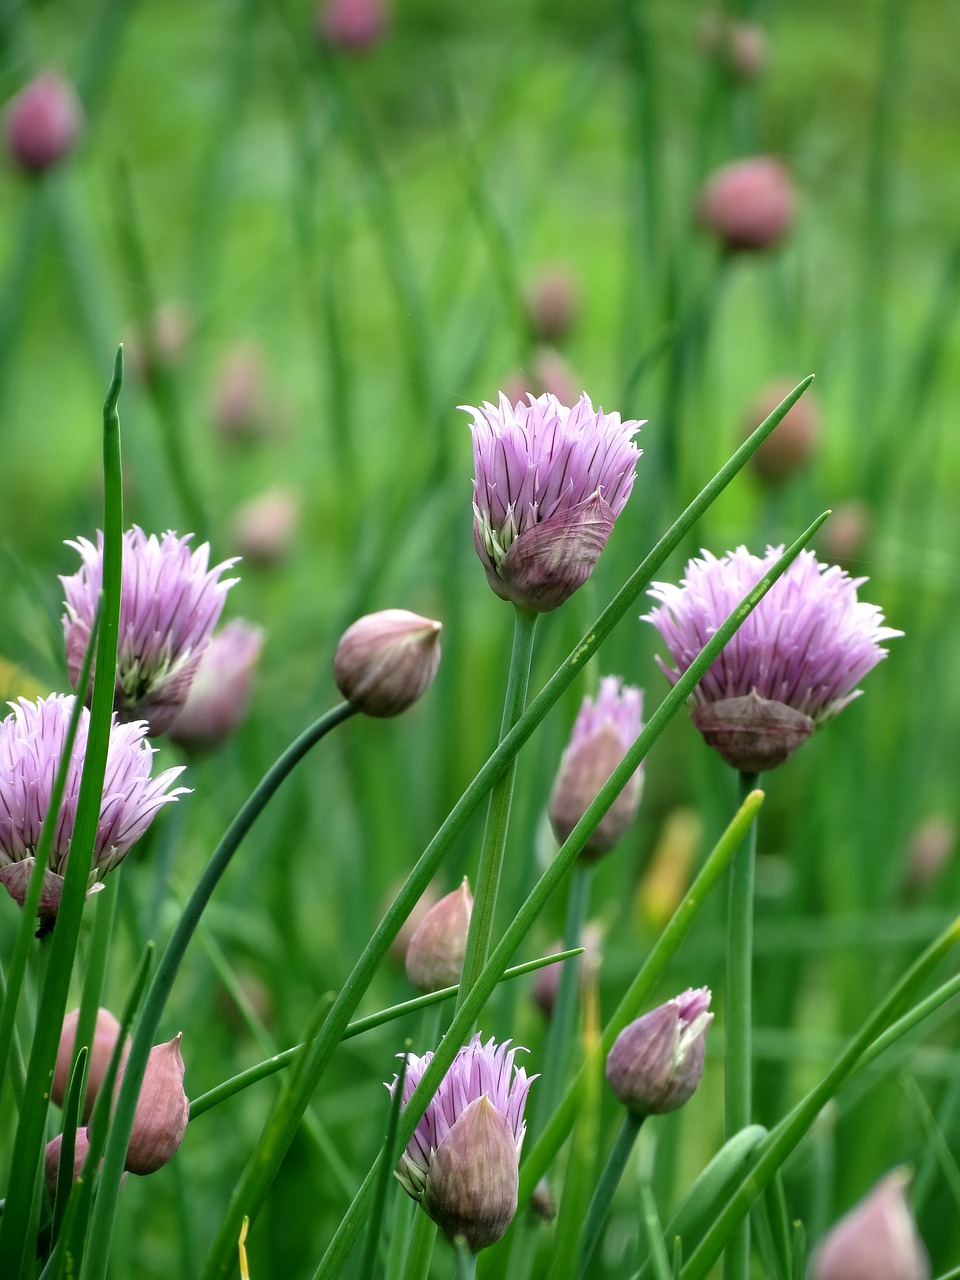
[{"xmin": 3, "ymin": 0, "xmax": 960, "ymax": 1275}]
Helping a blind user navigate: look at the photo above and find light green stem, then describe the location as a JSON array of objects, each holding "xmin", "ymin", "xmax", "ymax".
[
  {"xmin": 402, "ymin": 1210, "xmax": 436, "ymax": 1280},
  {"xmin": 454, "ymin": 1240, "xmax": 478, "ymax": 1280},
  {"xmin": 576, "ymin": 1111, "xmax": 644, "ymax": 1279},
  {"xmin": 456, "ymin": 607, "xmax": 538, "ymax": 1009},
  {"xmin": 723, "ymin": 769, "xmax": 759, "ymax": 1280}
]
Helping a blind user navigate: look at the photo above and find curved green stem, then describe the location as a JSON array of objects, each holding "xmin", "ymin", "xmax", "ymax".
[
  {"xmin": 577, "ymin": 1111, "xmax": 645, "ymax": 1279},
  {"xmin": 457, "ymin": 607, "xmax": 538, "ymax": 1010},
  {"xmin": 723, "ymin": 769, "xmax": 759, "ymax": 1280},
  {"xmin": 80, "ymin": 700, "xmax": 356, "ymax": 1280}
]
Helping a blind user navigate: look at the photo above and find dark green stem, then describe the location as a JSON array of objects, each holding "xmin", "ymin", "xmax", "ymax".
[
  {"xmin": 577, "ymin": 1111, "xmax": 645, "ymax": 1279},
  {"xmin": 723, "ymin": 769, "xmax": 759, "ymax": 1280},
  {"xmin": 456, "ymin": 607, "xmax": 538, "ymax": 1009}
]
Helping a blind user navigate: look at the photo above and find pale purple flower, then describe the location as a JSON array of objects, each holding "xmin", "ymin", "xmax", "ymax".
[
  {"xmin": 606, "ymin": 987, "xmax": 713, "ymax": 1116},
  {"xmin": 389, "ymin": 1034, "xmax": 536, "ymax": 1252},
  {"xmin": 464, "ymin": 392, "xmax": 643, "ymax": 613},
  {"xmin": 0, "ymin": 695, "xmax": 187, "ymax": 921},
  {"xmin": 812, "ymin": 1169, "xmax": 930, "ymax": 1280},
  {"xmin": 644, "ymin": 546, "xmax": 901, "ymax": 771},
  {"xmin": 61, "ymin": 527, "xmax": 239, "ymax": 735},
  {"xmin": 168, "ymin": 620, "xmax": 264, "ymax": 753},
  {"xmin": 549, "ymin": 676, "xmax": 644, "ymax": 861}
]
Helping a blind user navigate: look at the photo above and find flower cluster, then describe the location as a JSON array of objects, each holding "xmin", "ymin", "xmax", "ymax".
[
  {"xmin": 390, "ymin": 1034, "xmax": 535, "ymax": 1253},
  {"xmin": 465, "ymin": 392, "xmax": 642, "ymax": 613},
  {"xmin": 0, "ymin": 695, "xmax": 187, "ymax": 920},
  {"xmin": 644, "ymin": 546, "xmax": 900, "ymax": 771},
  {"xmin": 61, "ymin": 527, "xmax": 238, "ymax": 735}
]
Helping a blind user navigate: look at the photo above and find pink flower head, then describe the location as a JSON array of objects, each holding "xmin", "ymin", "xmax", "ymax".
[
  {"xmin": 696, "ymin": 156, "xmax": 795, "ymax": 252},
  {"xmin": 812, "ymin": 1169, "xmax": 930, "ymax": 1280},
  {"xmin": 549, "ymin": 676, "xmax": 644, "ymax": 861},
  {"xmin": 0, "ymin": 695, "xmax": 187, "ymax": 921},
  {"xmin": 389, "ymin": 1034, "xmax": 536, "ymax": 1253},
  {"xmin": 4, "ymin": 72, "xmax": 83, "ymax": 174},
  {"xmin": 644, "ymin": 546, "xmax": 901, "ymax": 771},
  {"xmin": 61, "ymin": 527, "xmax": 239, "ymax": 736},
  {"xmin": 465, "ymin": 392, "xmax": 643, "ymax": 613}
]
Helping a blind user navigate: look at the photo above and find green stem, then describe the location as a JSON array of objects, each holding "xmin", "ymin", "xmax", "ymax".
[
  {"xmin": 576, "ymin": 1111, "xmax": 644, "ymax": 1279},
  {"xmin": 454, "ymin": 1240, "xmax": 478, "ymax": 1280},
  {"xmin": 456, "ymin": 607, "xmax": 538, "ymax": 1009},
  {"xmin": 80, "ymin": 701, "xmax": 357, "ymax": 1280},
  {"xmin": 402, "ymin": 1211, "xmax": 436, "ymax": 1280},
  {"xmin": 531, "ymin": 864, "xmax": 592, "ymax": 1133},
  {"xmin": 723, "ymin": 769, "xmax": 759, "ymax": 1280}
]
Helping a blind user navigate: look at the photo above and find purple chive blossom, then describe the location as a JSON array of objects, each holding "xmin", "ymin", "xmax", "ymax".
[
  {"xmin": 61, "ymin": 527, "xmax": 239, "ymax": 736},
  {"xmin": 549, "ymin": 676, "xmax": 644, "ymax": 861},
  {"xmin": 389, "ymin": 1034, "xmax": 536, "ymax": 1253},
  {"xmin": 464, "ymin": 392, "xmax": 643, "ymax": 613},
  {"xmin": 643, "ymin": 546, "xmax": 901, "ymax": 772},
  {"xmin": 0, "ymin": 695, "xmax": 188, "ymax": 921}
]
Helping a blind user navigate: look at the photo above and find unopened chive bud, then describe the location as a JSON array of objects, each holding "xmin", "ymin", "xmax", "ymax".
[
  {"xmin": 53, "ymin": 1008, "xmax": 129, "ymax": 1121},
  {"xmin": 605, "ymin": 988, "xmax": 712, "ymax": 1116},
  {"xmin": 745, "ymin": 379, "xmax": 820, "ymax": 485},
  {"xmin": 691, "ymin": 690, "xmax": 814, "ymax": 774},
  {"xmin": 426, "ymin": 1094, "xmax": 520, "ymax": 1253},
  {"xmin": 405, "ymin": 878, "xmax": 473, "ymax": 993},
  {"xmin": 548, "ymin": 676, "xmax": 643, "ymax": 861},
  {"xmin": 334, "ymin": 609, "xmax": 441, "ymax": 717},
  {"xmin": 44, "ymin": 1128, "xmax": 92, "ymax": 1198},
  {"xmin": 812, "ymin": 1169, "xmax": 930, "ymax": 1280},
  {"xmin": 4, "ymin": 72, "xmax": 82, "ymax": 174},
  {"xmin": 695, "ymin": 156, "xmax": 795, "ymax": 253},
  {"xmin": 118, "ymin": 1033, "xmax": 189, "ymax": 1175},
  {"xmin": 168, "ymin": 620, "xmax": 264, "ymax": 754}
]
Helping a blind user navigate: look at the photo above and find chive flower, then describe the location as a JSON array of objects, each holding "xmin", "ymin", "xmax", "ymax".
[
  {"xmin": 812, "ymin": 1169, "xmax": 930, "ymax": 1280},
  {"xmin": 61, "ymin": 527, "xmax": 239, "ymax": 735},
  {"xmin": 644, "ymin": 546, "xmax": 900, "ymax": 772},
  {"xmin": 465, "ymin": 392, "xmax": 643, "ymax": 613},
  {"xmin": 606, "ymin": 988, "xmax": 713, "ymax": 1116},
  {"xmin": 0, "ymin": 694, "xmax": 187, "ymax": 921},
  {"xmin": 389, "ymin": 1034, "xmax": 536, "ymax": 1254},
  {"xmin": 548, "ymin": 676, "xmax": 644, "ymax": 861}
]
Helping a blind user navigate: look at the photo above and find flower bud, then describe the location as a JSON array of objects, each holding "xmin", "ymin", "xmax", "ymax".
[
  {"xmin": 424, "ymin": 1095, "xmax": 520, "ymax": 1253},
  {"xmin": 4, "ymin": 72, "xmax": 82, "ymax": 174},
  {"xmin": 127, "ymin": 301, "xmax": 191, "ymax": 384},
  {"xmin": 168, "ymin": 620, "xmax": 264, "ymax": 754},
  {"xmin": 532, "ymin": 923, "xmax": 603, "ymax": 1018},
  {"xmin": 405, "ymin": 878, "xmax": 473, "ymax": 993},
  {"xmin": 549, "ymin": 677, "xmax": 643, "ymax": 861},
  {"xmin": 501, "ymin": 348, "xmax": 579, "ymax": 413},
  {"xmin": 812, "ymin": 1169, "xmax": 930, "ymax": 1280},
  {"xmin": 696, "ymin": 156, "xmax": 795, "ymax": 253},
  {"xmin": 691, "ymin": 691, "xmax": 814, "ymax": 773},
  {"xmin": 819, "ymin": 500, "xmax": 872, "ymax": 569},
  {"xmin": 744, "ymin": 379, "xmax": 820, "ymax": 485},
  {"xmin": 117, "ymin": 1033, "xmax": 189, "ymax": 1175},
  {"xmin": 903, "ymin": 815, "xmax": 956, "ymax": 899},
  {"xmin": 528, "ymin": 1176, "xmax": 557, "ymax": 1223},
  {"xmin": 606, "ymin": 988, "xmax": 712, "ymax": 1116},
  {"xmin": 44, "ymin": 1128, "xmax": 92, "ymax": 1198},
  {"xmin": 315, "ymin": 0, "xmax": 387, "ymax": 51},
  {"xmin": 698, "ymin": 13, "xmax": 767, "ymax": 81},
  {"xmin": 334, "ymin": 609, "xmax": 441, "ymax": 717},
  {"xmin": 53, "ymin": 1007, "xmax": 130, "ymax": 1121},
  {"xmin": 213, "ymin": 344, "xmax": 269, "ymax": 442},
  {"xmin": 230, "ymin": 487, "xmax": 300, "ymax": 567},
  {"xmin": 387, "ymin": 880, "xmax": 440, "ymax": 963},
  {"xmin": 525, "ymin": 268, "xmax": 579, "ymax": 345}
]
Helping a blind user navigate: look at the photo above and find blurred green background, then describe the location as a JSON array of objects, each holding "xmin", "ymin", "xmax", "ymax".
[{"xmin": 3, "ymin": 0, "xmax": 960, "ymax": 1275}]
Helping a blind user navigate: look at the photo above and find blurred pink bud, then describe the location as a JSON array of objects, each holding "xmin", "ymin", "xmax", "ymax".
[
  {"xmin": 525, "ymin": 268, "xmax": 579, "ymax": 345},
  {"xmin": 501, "ymin": 348, "xmax": 579, "ymax": 410},
  {"xmin": 44, "ymin": 1128, "xmax": 92, "ymax": 1199},
  {"xmin": 819, "ymin": 500, "xmax": 872, "ymax": 569},
  {"xmin": 53, "ymin": 1008, "xmax": 130, "ymax": 1121},
  {"xmin": 903, "ymin": 814, "xmax": 956, "ymax": 899},
  {"xmin": 213, "ymin": 344, "xmax": 269, "ymax": 442},
  {"xmin": 334, "ymin": 609, "xmax": 441, "ymax": 717},
  {"xmin": 127, "ymin": 302, "xmax": 192, "ymax": 383},
  {"xmin": 405, "ymin": 878, "xmax": 473, "ymax": 993},
  {"xmin": 4, "ymin": 72, "xmax": 82, "ymax": 173},
  {"xmin": 316, "ymin": 0, "xmax": 387, "ymax": 51},
  {"xmin": 698, "ymin": 12, "xmax": 767, "ymax": 81},
  {"xmin": 230, "ymin": 487, "xmax": 300, "ymax": 566},
  {"xmin": 532, "ymin": 923, "xmax": 603, "ymax": 1019},
  {"xmin": 812, "ymin": 1170, "xmax": 930, "ymax": 1280},
  {"xmin": 606, "ymin": 988, "xmax": 713, "ymax": 1116},
  {"xmin": 388, "ymin": 881, "xmax": 440, "ymax": 962},
  {"xmin": 696, "ymin": 156, "xmax": 796, "ymax": 252},
  {"xmin": 745, "ymin": 379, "xmax": 820, "ymax": 484},
  {"xmin": 168, "ymin": 620, "xmax": 264, "ymax": 754},
  {"xmin": 117, "ymin": 1034, "xmax": 189, "ymax": 1175}
]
